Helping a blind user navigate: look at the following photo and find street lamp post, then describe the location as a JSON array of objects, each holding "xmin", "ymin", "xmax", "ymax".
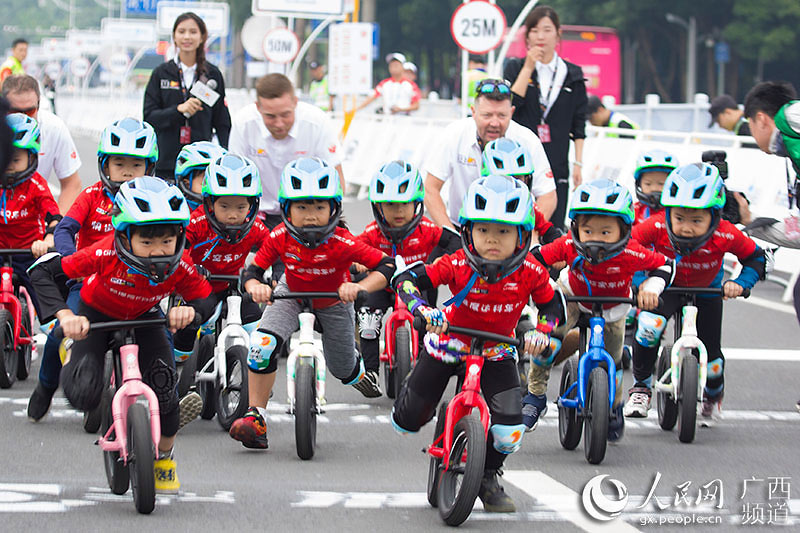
[{"xmin": 666, "ymin": 13, "xmax": 697, "ymax": 102}]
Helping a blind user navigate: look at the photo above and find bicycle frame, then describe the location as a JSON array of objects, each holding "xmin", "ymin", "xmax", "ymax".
[
  {"xmin": 195, "ymin": 293, "xmax": 250, "ymax": 391},
  {"xmin": 559, "ymin": 315, "xmax": 617, "ymax": 412},
  {"xmin": 380, "ymin": 292, "xmax": 419, "ymax": 371},
  {"xmin": 286, "ymin": 310, "xmax": 327, "ymax": 414},
  {"xmin": 654, "ymin": 296, "xmax": 709, "ymax": 400},
  {"xmin": 0, "ymin": 252, "xmax": 36, "ymax": 351}
]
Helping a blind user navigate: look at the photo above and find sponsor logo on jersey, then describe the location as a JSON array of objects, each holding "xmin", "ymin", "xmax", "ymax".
[
  {"xmin": 286, "ymin": 253, "xmax": 301, "ymax": 262},
  {"xmin": 109, "ymin": 277, "xmax": 135, "ymax": 287}
]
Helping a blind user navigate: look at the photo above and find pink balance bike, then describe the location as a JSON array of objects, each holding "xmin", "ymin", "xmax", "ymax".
[
  {"xmin": 416, "ymin": 316, "xmax": 523, "ymax": 527},
  {"xmin": 0, "ymin": 249, "xmax": 38, "ymax": 387},
  {"xmin": 380, "ymin": 291, "xmax": 420, "ymax": 398},
  {"xmin": 55, "ymin": 316, "xmax": 177, "ymax": 514}
]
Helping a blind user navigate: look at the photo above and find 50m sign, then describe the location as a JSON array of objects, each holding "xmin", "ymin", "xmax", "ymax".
[{"xmin": 450, "ymin": 1, "xmax": 507, "ymax": 55}]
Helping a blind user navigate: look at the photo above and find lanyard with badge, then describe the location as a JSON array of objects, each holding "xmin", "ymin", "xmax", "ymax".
[
  {"xmin": 535, "ymin": 62, "xmax": 559, "ymax": 143},
  {"xmin": 176, "ymin": 60, "xmax": 195, "ymax": 146}
]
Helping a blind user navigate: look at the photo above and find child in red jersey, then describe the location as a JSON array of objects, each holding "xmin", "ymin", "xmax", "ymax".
[
  {"xmin": 228, "ymin": 158, "xmax": 396, "ymax": 450},
  {"xmin": 525, "ymin": 179, "xmax": 673, "ymax": 441},
  {"xmin": 28, "ymin": 118, "xmax": 159, "ymax": 421},
  {"xmin": 355, "ymin": 160, "xmax": 460, "ymax": 390},
  {"xmin": 626, "ymin": 163, "xmax": 765, "ymax": 425},
  {"xmin": 1, "ymin": 114, "xmax": 60, "ymax": 315},
  {"xmin": 30, "ymin": 177, "xmax": 214, "ymax": 493},
  {"xmin": 391, "ymin": 175, "xmax": 564, "ymax": 513},
  {"xmin": 632, "ymin": 149, "xmax": 679, "ymax": 225},
  {"xmin": 174, "ymin": 141, "xmax": 227, "ymax": 211}
]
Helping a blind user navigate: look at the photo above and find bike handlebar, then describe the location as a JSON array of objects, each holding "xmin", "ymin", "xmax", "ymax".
[
  {"xmin": 564, "ymin": 295, "xmax": 638, "ymax": 305},
  {"xmin": 52, "ymin": 314, "xmax": 204, "ymax": 339},
  {"xmin": 0, "ymin": 249, "xmax": 36, "ymax": 256},
  {"xmin": 206, "ymin": 274, "xmax": 242, "ymax": 284},
  {"xmin": 664, "ymin": 286, "xmax": 751, "ymax": 298},
  {"xmin": 412, "ymin": 316, "xmax": 522, "ymax": 348},
  {"xmin": 270, "ymin": 290, "xmax": 369, "ymax": 302}
]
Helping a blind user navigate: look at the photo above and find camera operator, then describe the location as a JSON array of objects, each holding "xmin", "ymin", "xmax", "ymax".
[{"xmin": 701, "ymin": 150, "xmax": 745, "ymax": 225}]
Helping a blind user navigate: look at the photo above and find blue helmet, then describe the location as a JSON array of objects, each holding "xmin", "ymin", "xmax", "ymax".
[
  {"xmin": 175, "ymin": 141, "xmax": 228, "ymax": 209},
  {"xmin": 368, "ymin": 160, "xmax": 424, "ymax": 244},
  {"xmin": 278, "ymin": 157, "xmax": 342, "ymax": 248},
  {"xmin": 568, "ymin": 179, "xmax": 634, "ymax": 264},
  {"xmin": 97, "ymin": 118, "xmax": 158, "ymax": 195},
  {"xmin": 633, "ymin": 149, "xmax": 679, "ymax": 209},
  {"xmin": 4, "ymin": 113, "xmax": 41, "ymax": 188}
]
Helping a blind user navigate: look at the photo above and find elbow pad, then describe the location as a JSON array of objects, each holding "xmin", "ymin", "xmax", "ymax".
[{"xmin": 373, "ymin": 256, "xmax": 396, "ymax": 282}]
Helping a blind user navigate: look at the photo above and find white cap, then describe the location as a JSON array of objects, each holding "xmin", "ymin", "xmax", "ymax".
[
  {"xmin": 403, "ymin": 61, "xmax": 417, "ymax": 73},
  {"xmin": 385, "ymin": 52, "xmax": 406, "ymax": 64}
]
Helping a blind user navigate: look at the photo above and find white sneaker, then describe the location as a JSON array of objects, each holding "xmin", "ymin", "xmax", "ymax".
[
  {"xmin": 178, "ymin": 391, "xmax": 203, "ymax": 430},
  {"xmin": 700, "ymin": 397, "xmax": 722, "ymax": 427},
  {"xmin": 352, "ymin": 370, "xmax": 382, "ymax": 398},
  {"xmin": 623, "ymin": 388, "xmax": 651, "ymax": 418}
]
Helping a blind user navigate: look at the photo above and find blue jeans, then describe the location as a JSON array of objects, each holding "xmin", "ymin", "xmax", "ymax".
[{"xmin": 38, "ymin": 282, "xmax": 82, "ymax": 390}]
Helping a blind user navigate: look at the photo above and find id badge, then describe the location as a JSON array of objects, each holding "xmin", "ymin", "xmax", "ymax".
[
  {"xmin": 784, "ymin": 215, "xmax": 800, "ymax": 240},
  {"xmin": 537, "ymin": 123, "xmax": 551, "ymax": 143},
  {"xmin": 179, "ymin": 125, "xmax": 192, "ymax": 145}
]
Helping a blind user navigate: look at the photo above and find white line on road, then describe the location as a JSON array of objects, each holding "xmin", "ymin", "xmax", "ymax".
[
  {"xmin": 740, "ymin": 294, "xmax": 796, "ymax": 315},
  {"xmin": 723, "ymin": 348, "xmax": 800, "ymax": 361}
]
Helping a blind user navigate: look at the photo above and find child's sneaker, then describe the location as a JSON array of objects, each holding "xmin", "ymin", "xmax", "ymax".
[
  {"xmin": 623, "ymin": 386, "xmax": 651, "ymax": 418},
  {"xmin": 521, "ymin": 392, "xmax": 547, "ymax": 431},
  {"xmin": 27, "ymin": 383, "xmax": 56, "ymax": 421},
  {"xmin": 154, "ymin": 455, "xmax": 180, "ymax": 494},
  {"xmin": 352, "ymin": 370, "xmax": 382, "ymax": 398},
  {"xmin": 178, "ymin": 391, "xmax": 203, "ymax": 430},
  {"xmin": 478, "ymin": 469, "xmax": 516, "ymax": 513},
  {"xmin": 229, "ymin": 407, "xmax": 269, "ymax": 449},
  {"xmin": 608, "ymin": 405, "xmax": 625, "ymax": 442},
  {"xmin": 700, "ymin": 394, "xmax": 723, "ymax": 427}
]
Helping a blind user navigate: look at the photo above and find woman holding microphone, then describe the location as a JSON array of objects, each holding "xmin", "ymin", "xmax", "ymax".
[{"xmin": 144, "ymin": 12, "xmax": 231, "ymax": 182}]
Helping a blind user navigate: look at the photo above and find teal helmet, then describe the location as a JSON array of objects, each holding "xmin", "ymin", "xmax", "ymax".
[
  {"xmin": 175, "ymin": 141, "xmax": 228, "ymax": 209},
  {"xmin": 458, "ymin": 174, "xmax": 535, "ymax": 283},
  {"xmin": 481, "ymin": 137, "xmax": 534, "ymax": 189},
  {"xmin": 97, "ymin": 118, "xmax": 158, "ymax": 195},
  {"xmin": 633, "ymin": 149, "xmax": 679, "ymax": 209},
  {"xmin": 4, "ymin": 113, "xmax": 41, "ymax": 188},
  {"xmin": 568, "ymin": 179, "xmax": 634, "ymax": 264},
  {"xmin": 112, "ymin": 177, "xmax": 190, "ymax": 283},
  {"xmin": 368, "ymin": 160, "xmax": 424, "ymax": 244},
  {"xmin": 660, "ymin": 162, "xmax": 725, "ymax": 255},
  {"xmin": 278, "ymin": 157, "xmax": 342, "ymax": 248},
  {"xmin": 202, "ymin": 153, "xmax": 262, "ymax": 244}
]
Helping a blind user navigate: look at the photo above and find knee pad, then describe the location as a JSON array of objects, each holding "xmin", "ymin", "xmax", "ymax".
[
  {"xmin": 707, "ymin": 357, "xmax": 724, "ymax": 379},
  {"xmin": 173, "ymin": 348, "xmax": 192, "ymax": 363},
  {"xmin": 615, "ymin": 368, "xmax": 623, "ymax": 390},
  {"xmin": 357, "ymin": 308, "xmax": 384, "ymax": 340},
  {"xmin": 248, "ymin": 329, "xmax": 281, "ymax": 373},
  {"xmin": 635, "ymin": 311, "xmax": 667, "ymax": 348},
  {"xmin": 200, "ymin": 302, "xmax": 223, "ymax": 336},
  {"xmin": 242, "ymin": 321, "xmax": 259, "ymax": 336},
  {"xmin": 60, "ymin": 355, "xmax": 104, "ymax": 412},
  {"xmin": 344, "ymin": 357, "xmax": 366, "ymax": 385},
  {"xmin": 490, "ymin": 423, "xmax": 526, "ymax": 454},
  {"xmin": 143, "ymin": 359, "xmax": 179, "ymax": 414}
]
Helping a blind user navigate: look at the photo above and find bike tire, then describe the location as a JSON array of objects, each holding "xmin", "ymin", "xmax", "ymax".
[
  {"xmin": 384, "ymin": 360, "xmax": 396, "ymax": 399},
  {"xmin": 393, "ymin": 327, "xmax": 412, "ymax": 399},
  {"xmin": 102, "ymin": 385, "xmax": 129, "ymax": 495},
  {"xmin": 427, "ymin": 402, "xmax": 447, "ymax": 508},
  {"xmin": 294, "ymin": 361, "xmax": 317, "ymax": 460},
  {"xmin": 176, "ymin": 344, "xmax": 197, "ymax": 399},
  {"xmin": 558, "ymin": 356, "xmax": 582, "ymax": 450},
  {"xmin": 216, "ymin": 345, "xmax": 249, "ymax": 431},
  {"xmin": 677, "ymin": 353, "xmax": 699, "ymax": 443},
  {"xmin": 16, "ymin": 294, "xmax": 31, "ymax": 380},
  {"xmin": 128, "ymin": 403, "xmax": 156, "ymax": 515},
  {"xmin": 437, "ymin": 414, "xmax": 485, "ymax": 526},
  {"xmin": 0, "ymin": 310, "xmax": 18, "ymax": 388},
  {"xmin": 584, "ymin": 367, "xmax": 609, "ymax": 465},
  {"xmin": 657, "ymin": 346, "xmax": 678, "ymax": 431},
  {"xmin": 196, "ymin": 334, "xmax": 216, "ymax": 420}
]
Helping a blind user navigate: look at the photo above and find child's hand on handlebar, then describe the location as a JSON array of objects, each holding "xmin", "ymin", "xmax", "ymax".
[
  {"xmin": 56, "ymin": 310, "xmax": 90, "ymax": 340},
  {"xmin": 419, "ymin": 305, "xmax": 448, "ymax": 334},
  {"xmin": 31, "ymin": 239, "xmax": 50, "ymax": 258},
  {"xmin": 637, "ymin": 289, "xmax": 660, "ymax": 311},
  {"xmin": 245, "ymin": 280, "xmax": 272, "ymax": 304},
  {"xmin": 168, "ymin": 306, "xmax": 195, "ymax": 332},
  {"xmin": 338, "ymin": 282, "xmax": 363, "ymax": 303},
  {"xmin": 722, "ymin": 281, "xmax": 744, "ymax": 300}
]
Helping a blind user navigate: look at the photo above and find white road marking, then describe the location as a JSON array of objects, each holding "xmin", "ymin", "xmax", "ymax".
[
  {"xmin": 740, "ymin": 294, "xmax": 795, "ymax": 315},
  {"xmin": 723, "ymin": 348, "xmax": 800, "ymax": 361}
]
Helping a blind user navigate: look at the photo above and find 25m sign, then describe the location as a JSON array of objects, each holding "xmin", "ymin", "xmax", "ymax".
[{"xmin": 450, "ymin": 0, "xmax": 507, "ymax": 55}]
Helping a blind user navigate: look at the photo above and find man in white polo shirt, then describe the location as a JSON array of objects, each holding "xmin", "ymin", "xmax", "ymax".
[
  {"xmin": 2, "ymin": 74, "xmax": 82, "ymax": 213},
  {"xmin": 228, "ymin": 73, "xmax": 343, "ymax": 280},
  {"xmin": 425, "ymin": 78, "xmax": 556, "ymax": 230}
]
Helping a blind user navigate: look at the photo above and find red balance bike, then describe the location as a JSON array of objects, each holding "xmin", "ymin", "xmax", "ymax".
[
  {"xmin": 0, "ymin": 249, "xmax": 37, "ymax": 388},
  {"xmin": 381, "ymin": 291, "xmax": 420, "ymax": 398},
  {"xmin": 417, "ymin": 316, "xmax": 523, "ymax": 527}
]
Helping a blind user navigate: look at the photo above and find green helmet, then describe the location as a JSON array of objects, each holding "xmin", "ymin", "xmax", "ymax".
[
  {"xmin": 97, "ymin": 118, "xmax": 158, "ymax": 195},
  {"xmin": 202, "ymin": 153, "xmax": 262, "ymax": 244},
  {"xmin": 4, "ymin": 113, "xmax": 40, "ymax": 188}
]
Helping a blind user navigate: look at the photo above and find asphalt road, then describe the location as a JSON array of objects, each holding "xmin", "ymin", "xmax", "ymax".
[{"xmin": 0, "ymin": 132, "xmax": 797, "ymax": 531}]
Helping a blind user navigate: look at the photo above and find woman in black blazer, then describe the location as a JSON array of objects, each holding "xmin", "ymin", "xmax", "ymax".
[
  {"xmin": 144, "ymin": 12, "xmax": 231, "ymax": 182},
  {"xmin": 504, "ymin": 5, "xmax": 587, "ymax": 229}
]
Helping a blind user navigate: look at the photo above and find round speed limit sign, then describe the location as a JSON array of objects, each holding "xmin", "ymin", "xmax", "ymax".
[
  {"xmin": 450, "ymin": 1, "xmax": 507, "ymax": 55},
  {"xmin": 263, "ymin": 27, "xmax": 300, "ymax": 64}
]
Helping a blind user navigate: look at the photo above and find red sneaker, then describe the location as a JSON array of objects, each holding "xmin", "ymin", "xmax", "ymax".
[{"xmin": 229, "ymin": 407, "xmax": 268, "ymax": 449}]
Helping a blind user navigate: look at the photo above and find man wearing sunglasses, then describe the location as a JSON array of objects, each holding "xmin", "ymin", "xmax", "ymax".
[
  {"xmin": 424, "ymin": 78, "xmax": 556, "ymax": 231},
  {"xmin": 2, "ymin": 75, "xmax": 82, "ymax": 214}
]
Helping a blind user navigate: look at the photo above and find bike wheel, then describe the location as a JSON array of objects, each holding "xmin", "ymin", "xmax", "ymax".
[
  {"xmin": 101, "ymin": 385, "xmax": 129, "ymax": 495},
  {"xmin": 437, "ymin": 414, "xmax": 485, "ymax": 526},
  {"xmin": 176, "ymin": 346, "xmax": 197, "ymax": 399},
  {"xmin": 392, "ymin": 327, "xmax": 412, "ymax": 399},
  {"xmin": 558, "ymin": 356, "xmax": 582, "ymax": 450},
  {"xmin": 128, "ymin": 403, "xmax": 156, "ymax": 515},
  {"xmin": 383, "ymin": 361, "xmax": 395, "ymax": 399},
  {"xmin": 216, "ymin": 345, "xmax": 249, "ymax": 431},
  {"xmin": 16, "ymin": 294, "xmax": 32, "ymax": 380},
  {"xmin": 584, "ymin": 367, "xmax": 609, "ymax": 465},
  {"xmin": 656, "ymin": 346, "xmax": 678, "ymax": 431},
  {"xmin": 427, "ymin": 402, "xmax": 447, "ymax": 508},
  {"xmin": 0, "ymin": 310, "xmax": 18, "ymax": 388},
  {"xmin": 677, "ymin": 353, "xmax": 699, "ymax": 443},
  {"xmin": 196, "ymin": 335, "xmax": 216, "ymax": 420},
  {"xmin": 294, "ymin": 361, "xmax": 317, "ymax": 460}
]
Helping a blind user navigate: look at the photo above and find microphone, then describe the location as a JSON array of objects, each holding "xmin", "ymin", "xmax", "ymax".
[{"xmin": 207, "ymin": 79, "xmax": 217, "ymax": 91}]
